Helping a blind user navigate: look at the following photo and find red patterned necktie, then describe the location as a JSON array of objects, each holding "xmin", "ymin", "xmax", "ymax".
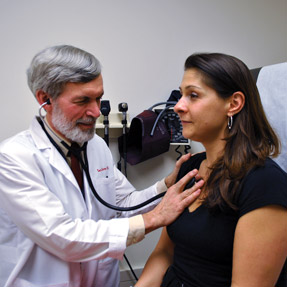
[{"xmin": 70, "ymin": 143, "xmax": 84, "ymax": 196}]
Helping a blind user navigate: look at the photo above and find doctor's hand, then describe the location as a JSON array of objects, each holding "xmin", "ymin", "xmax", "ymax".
[
  {"xmin": 142, "ymin": 169, "xmax": 204, "ymax": 234},
  {"xmin": 164, "ymin": 153, "xmax": 192, "ymax": 188}
]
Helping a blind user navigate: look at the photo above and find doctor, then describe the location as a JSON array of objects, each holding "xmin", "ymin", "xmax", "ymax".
[{"xmin": 0, "ymin": 45, "xmax": 203, "ymax": 287}]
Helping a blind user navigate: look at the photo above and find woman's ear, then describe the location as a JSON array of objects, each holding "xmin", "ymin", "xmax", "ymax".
[{"xmin": 227, "ymin": 91, "xmax": 245, "ymax": 117}]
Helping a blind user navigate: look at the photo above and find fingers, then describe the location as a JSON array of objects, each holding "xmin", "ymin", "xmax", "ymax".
[
  {"xmin": 175, "ymin": 169, "xmax": 204, "ymax": 200},
  {"xmin": 149, "ymin": 170, "xmax": 204, "ymax": 230},
  {"xmin": 176, "ymin": 169, "xmax": 199, "ymax": 190},
  {"xmin": 182, "ymin": 188, "xmax": 201, "ymax": 207},
  {"xmin": 165, "ymin": 154, "xmax": 192, "ymax": 188},
  {"xmin": 180, "ymin": 178, "xmax": 204, "ymax": 208},
  {"xmin": 184, "ymin": 179, "xmax": 204, "ymax": 195},
  {"xmin": 175, "ymin": 153, "xmax": 191, "ymax": 169},
  {"xmin": 194, "ymin": 173, "xmax": 202, "ymax": 181}
]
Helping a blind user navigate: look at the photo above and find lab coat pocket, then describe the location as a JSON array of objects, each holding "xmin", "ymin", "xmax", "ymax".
[
  {"xmin": 12, "ymin": 277, "xmax": 69, "ymax": 287},
  {"xmin": 89, "ymin": 176, "xmax": 117, "ymax": 220},
  {"xmin": 97, "ymin": 257, "xmax": 119, "ymax": 287}
]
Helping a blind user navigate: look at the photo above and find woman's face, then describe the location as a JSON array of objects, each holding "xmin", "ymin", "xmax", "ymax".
[{"xmin": 175, "ymin": 68, "xmax": 230, "ymax": 146}]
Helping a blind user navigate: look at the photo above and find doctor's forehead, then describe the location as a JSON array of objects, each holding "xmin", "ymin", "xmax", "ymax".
[{"xmin": 59, "ymin": 77, "xmax": 104, "ymax": 96}]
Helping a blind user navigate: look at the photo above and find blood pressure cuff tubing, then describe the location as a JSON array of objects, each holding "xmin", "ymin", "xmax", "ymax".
[{"xmin": 118, "ymin": 110, "xmax": 170, "ymax": 165}]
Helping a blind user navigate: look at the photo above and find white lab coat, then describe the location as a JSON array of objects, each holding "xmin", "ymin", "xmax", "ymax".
[{"xmin": 0, "ymin": 117, "xmax": 160, "ymax": 287}]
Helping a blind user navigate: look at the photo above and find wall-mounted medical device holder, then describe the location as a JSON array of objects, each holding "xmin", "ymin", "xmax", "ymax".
[
  {"xmin": 117, "ymin": 102, "xmax": 129, "ymax": 176},
  {"xmin": 100, "ymin": 100, "xmax": 111, "ymax": 146},
  {"xmin": 95, "ymin": 112, "xmax": 131, "ymax": 138}
]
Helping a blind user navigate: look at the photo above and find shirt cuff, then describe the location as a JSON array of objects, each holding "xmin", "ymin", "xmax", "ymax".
[
  {"xmin": 127, "ymin": 215, "xmax": 145, "ymax": 246},
  {"xmin": 156, "ymin": 178, "xmax": 168, "ymax": 194}
]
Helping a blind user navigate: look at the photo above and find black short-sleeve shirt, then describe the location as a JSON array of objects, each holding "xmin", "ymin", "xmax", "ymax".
[{"xmin": 167, "ymin": 153, "xmax": 287, "ymax": 287}]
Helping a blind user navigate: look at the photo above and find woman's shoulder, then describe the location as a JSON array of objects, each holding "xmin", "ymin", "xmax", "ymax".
[
  {"xmin": 246, "ymin": 158, "xmax": 287, "ymax": 184},
  {"xmin": 238, "ymin": 158, "xmax": 287, "ymax": 216}
]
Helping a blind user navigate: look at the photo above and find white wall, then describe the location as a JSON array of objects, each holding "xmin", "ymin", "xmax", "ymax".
[{"xmin": 0, "ymin": 0, "xmax": 286, "ymax": 273}]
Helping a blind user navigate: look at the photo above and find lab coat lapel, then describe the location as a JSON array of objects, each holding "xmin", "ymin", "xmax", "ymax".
[{"xmin": 30, "ymin": 117, "xmax": 82, "ymax": 190}]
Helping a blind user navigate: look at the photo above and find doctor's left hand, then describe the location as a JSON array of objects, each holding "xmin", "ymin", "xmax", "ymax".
[
  {"xmin": 164, "ymin": 153, "xmax": 192, "ymax": 188},
  {"xmin": 142, "ymin": 169, "xmax": 204, "ymax": 234}
]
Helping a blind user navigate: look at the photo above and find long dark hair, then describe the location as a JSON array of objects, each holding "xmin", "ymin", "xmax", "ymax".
[{"xmin": 184, "ymin": 53, "xmax": 280, "ymax": 212}]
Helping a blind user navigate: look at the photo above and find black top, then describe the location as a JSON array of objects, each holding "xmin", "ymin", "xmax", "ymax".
[{"xmin": 167, "ymin": 152, "xmax": 287, "ymax": 287}]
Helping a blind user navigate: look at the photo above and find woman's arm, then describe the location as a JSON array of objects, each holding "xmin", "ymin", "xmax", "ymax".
[
  {"xmin": 232, "ymin": 205, "xmax": 287, "ymax": 287},
  {"xmin": 136, "ymin": 227, "xmax": 174, "ymax": 287}
]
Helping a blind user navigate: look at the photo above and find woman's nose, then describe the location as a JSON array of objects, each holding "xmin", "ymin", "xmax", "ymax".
[{"xmin": 174, "ymin": 97, "xmax": 187, "ymax": 114}]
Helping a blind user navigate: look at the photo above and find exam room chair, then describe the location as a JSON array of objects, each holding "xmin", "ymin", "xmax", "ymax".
[
  {"xmin": 250, "ymin": 61, "xmax": 287, "ymax": 173},
  {"xmin": 251, "ymin": 62, "xmax": 287, "ymax": 286}
]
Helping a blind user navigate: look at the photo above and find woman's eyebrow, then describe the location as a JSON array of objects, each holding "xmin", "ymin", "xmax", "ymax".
[{"xmin": 179, "ymin": 85, "xmax": 202, "ymax": 91}]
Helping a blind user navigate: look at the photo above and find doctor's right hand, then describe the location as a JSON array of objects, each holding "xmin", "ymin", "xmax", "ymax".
[{"xmin": 142, "ymin": 169, "xmax": 204, "ymax": 235}]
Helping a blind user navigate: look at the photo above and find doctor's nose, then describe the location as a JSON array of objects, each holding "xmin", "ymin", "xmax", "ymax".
[{"xmin": 86, "ymin": 102, "xmax": 101, "ymax": 119}]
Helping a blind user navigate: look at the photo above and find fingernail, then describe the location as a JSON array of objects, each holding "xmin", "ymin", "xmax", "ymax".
[
  {"xmin": 194, "ymin": 189, "xmax": 201, "ymax": 195},
  {"xmin": 189, "ymin": 170, "xmax": 197, "ymax": 176}
]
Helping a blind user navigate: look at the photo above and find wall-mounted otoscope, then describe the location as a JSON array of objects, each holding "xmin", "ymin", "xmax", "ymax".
[
  {"xmin": 119, "ymin": 102, "xmax": 128, "ymax": 133},
  {"xmin": 100, "ymin": 100, "xmax": 111, "ymax": 146},
  {"xmin": 118, "ymin": 102, "xmax": 128, "ymax": 176}
]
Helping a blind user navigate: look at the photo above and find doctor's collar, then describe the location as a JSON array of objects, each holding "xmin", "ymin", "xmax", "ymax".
[{"xmin": 43, "ymin": 117, "xmax": 80, "ymax": 157}]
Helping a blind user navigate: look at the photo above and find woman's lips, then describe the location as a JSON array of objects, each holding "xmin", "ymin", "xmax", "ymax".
[{"xmin": 181, "ymin": 120, "xmax": 192, "ymax": 124}]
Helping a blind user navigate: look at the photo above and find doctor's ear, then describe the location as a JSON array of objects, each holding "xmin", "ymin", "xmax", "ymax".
[
  {"xmin": 227, "ymin": 91, "xmax": 245, "ymax": 116},
  {"xmin": 36, "ymin": 90, "xmax": 52, "ymax": 108}
]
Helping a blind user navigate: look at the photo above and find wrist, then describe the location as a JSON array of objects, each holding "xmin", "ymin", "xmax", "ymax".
[
  {"xmin": 164, "ymin": 177, "xmax": 169, "ymax": 188},
  {"xmin": 157, "ymin": 178, "xmax": 168, "ymax": 193},
  {"xmin": 142, "ymin": 211, "xmax": 161, "ymax": 235},
  {"xmin": 164, "ymin": 177, "xmax": 171, "ymax": 189}
]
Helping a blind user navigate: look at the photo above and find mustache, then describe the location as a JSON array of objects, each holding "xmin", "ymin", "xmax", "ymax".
[{"xmin": 76, "ymin": 117, "xmax": 96, "ymax": 125}]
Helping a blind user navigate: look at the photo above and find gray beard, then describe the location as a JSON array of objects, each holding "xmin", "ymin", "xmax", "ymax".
[{"xmin": 51, "ymin": 104, "xmax": 95, "ymax": 145}]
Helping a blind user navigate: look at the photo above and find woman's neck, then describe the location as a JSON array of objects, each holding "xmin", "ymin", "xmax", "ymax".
[{"xmin": 203, "ymin": 137, "xmax": 225, "ymax": 163}]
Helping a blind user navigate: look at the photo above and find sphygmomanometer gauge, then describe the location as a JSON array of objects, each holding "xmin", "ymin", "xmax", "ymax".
[{"xmin": 156, "ymin": 109, "xmax": 189, "ymax": 145}]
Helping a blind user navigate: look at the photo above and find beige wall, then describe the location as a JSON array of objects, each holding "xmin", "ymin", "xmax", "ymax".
[{"xmin": 0, "ymin": 0, "xmax": 286, "ymax": 272}]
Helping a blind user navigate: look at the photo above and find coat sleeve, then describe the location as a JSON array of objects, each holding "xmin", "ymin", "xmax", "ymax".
[
  {"xmin": 0, "ymin": 146, "xmax": 129, "ymax": 262},
  {"xmin": 113, "ymin": 165, "xmax": 162, "ymax": 217}
]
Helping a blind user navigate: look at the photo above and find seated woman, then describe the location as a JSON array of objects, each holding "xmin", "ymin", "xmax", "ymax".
[{"xmin": 136, "ymin": 53, "xmax": 287, "ymax": 287}]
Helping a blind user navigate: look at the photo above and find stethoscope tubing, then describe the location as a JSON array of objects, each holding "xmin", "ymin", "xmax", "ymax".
[{"xmin": 38, "ymin": 102, "xmax": 165, "ymax": 211}]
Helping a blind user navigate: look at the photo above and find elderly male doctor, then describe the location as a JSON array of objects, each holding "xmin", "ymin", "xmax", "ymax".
[{"xmin": 0, "ymin": 45, "xmax": 202, "ymax": 287}]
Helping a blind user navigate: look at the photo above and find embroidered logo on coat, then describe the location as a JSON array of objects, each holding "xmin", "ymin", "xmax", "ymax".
[{"xmin": 97, "ymin": 166, "xmax": 109, "ymax": 172}]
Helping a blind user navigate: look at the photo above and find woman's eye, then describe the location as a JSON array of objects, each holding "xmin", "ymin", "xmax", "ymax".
[{"xmin": 189, "ymin": 92, "xmax": 198, "ymax": 98}]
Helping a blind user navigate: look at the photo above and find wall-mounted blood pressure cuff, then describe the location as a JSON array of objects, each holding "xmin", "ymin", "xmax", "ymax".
[{"xmin": 118, "ymin": 110, "xmax": 170, "ymax": 165}]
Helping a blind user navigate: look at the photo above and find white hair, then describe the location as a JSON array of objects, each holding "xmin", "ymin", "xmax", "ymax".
[{"xmin": 27, "ymin": 45, "xmax": 102, "ymax": 99}]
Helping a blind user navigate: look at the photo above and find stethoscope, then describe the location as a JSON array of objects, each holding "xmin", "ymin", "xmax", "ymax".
[{"xmin": 38, "ymin": 100, "xmax": 167, "ymax": 212}]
